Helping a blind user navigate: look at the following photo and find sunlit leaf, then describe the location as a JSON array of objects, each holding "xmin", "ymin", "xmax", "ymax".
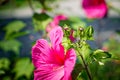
[
  {"xmin": 4, "ymin": 20, "xmax": 26, "ymax": 40},
  {"xmin": 78, "ymin": 41, "xmax": 92, "ymax": 61},
  {"xmin": 0, "ymin": 39, "xmax": 22, "ymax": 54},
  {"xmin": 92, "ymin": 49, "xmax": 111, "ymax": 61},
  {"xmin": 62, "ymin": 37, "xmax": 71, "ymax": 50},
  {"xmin": 13, "ymin": 58, "xmax": 34, "ymax": 79},
  {"xmin": 76, "ymin": 70, "xmax": 89, "ymax": 80},
  {"xmin": 0, "ymin": 58, "xmax": 10, "ymax": 70},
  {"xmin": 98, "ymin": 61, "xmax": 104, "ymax": 65}
]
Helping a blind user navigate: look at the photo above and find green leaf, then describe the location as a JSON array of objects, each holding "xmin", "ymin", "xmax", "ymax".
[
  {"xmin": 0, "ymin": 70, "xmax": 5, "ymax": 75},
  {"xmin": 0, "ymin": 39, "xmax": 22, "ymax": 54},
  {"xmin": 0, "ymin": 58, "xmax": 10, "ymax": 70},
  {"xmin": 2, "ymin": 76, "xmax": 11, "ymax": 80},
  {"xmin": 92, "ymin": 49, "xmax": 112, "ymax": 61},
  {"xmin": 72, "ymin": 63, "xmax": 83, "ymax": 80},
  {"xmin": 4, "ymin": 20, "xmax": 26, "ymax": 40},
  {"xmin": 9, "ymin": 30, "xmax": 30, "ymax": 39},
  {"xmin": 33, "ymin": 13, "xmax": 52, "ymax": 31},
  {"xmin": 59, "ymin": 20, "xmax": 72, "ymax": 27},
  {"xmin": 102, "ymin": 38, "xmax": 120, "ymax": 60},
  {"xmin": 13, "ymin": 58, "xmax": 34, "ymax": 79},
  {"xmin": 33, "ymin": 13, "xmax": 50, "ymax": 21},
  {"xmin": 80, "ymin": 42, "xmax": 92, "ymax": 63}
]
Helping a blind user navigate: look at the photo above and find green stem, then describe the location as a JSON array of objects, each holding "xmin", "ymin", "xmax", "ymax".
[
  {"xmin": 76, "ymin": 45, "xmax": 92, "ymax": 80},
  {"xmin": 79, "ymin": 53, "xmax": 92, "ymax": 80},
  {"xmin": 27, "ymin": 0, "xmax": 35, "ymax": 12}
]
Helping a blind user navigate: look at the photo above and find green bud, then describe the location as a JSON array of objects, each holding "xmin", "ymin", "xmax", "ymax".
[
  {"xmin": 63, "ymin": 27, "xmax": 70, "ymax": 37},
  {"xmin": 79, "ymin": 27, "xmax": 85, "ymax": 39},
  {"xmin": 79, "ymin": 27, "xmax": 84, "ymax": 31},
  {"xmin": 86, "ymin": 26, "xmax": 94, "ymax": 37}
]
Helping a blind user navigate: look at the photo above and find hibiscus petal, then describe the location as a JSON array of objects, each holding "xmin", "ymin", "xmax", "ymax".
[
  {"xmin": 82, "ymin": 0, "xmax": 107, "ymax": 19},
  {"xmin": 49, "ymin": 27, "xmax": 63, "ymax": 48},
  {"xmin": 54, "ymin": 14, "xmax": 68, "ymax": 21},
  {"xmin": 49, "ymin": 27, "xmax": 65, "ymax": 64},
  {"xmin": 84, "ymin": 5, "xmax": 107, "ymax": 18},
  {"xmin": 51, "ymin": 44, "xmax": 65, "ymax": 65},
  {"xmin": 32, "ymin": 39, "xmax": 52, "ymax": 68},
  {"xmin": 53, "ymin": 14, "xmax": 68, "ymax": 24},
  {"xmin": 34, "ymin": 65, "xmax": 64, "ymax": 80},
  {"xmin": 63, "ymin": 49, "xmax": 76, "ymax": 80},
  {"xmin": 46, "ymin": 21, "xmax": 59, "ymax": 32}
]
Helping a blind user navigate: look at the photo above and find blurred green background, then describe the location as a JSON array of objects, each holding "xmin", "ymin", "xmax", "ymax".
[{"xmin": 0, "ymin": 0, "xmax": 120, "ymax": 80}]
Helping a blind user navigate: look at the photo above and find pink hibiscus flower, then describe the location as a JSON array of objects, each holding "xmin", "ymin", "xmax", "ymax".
[
  {"xmin": 46, "ymin": 14, "xmax": 68, "ymax": 33},
  {"xmin": 82, "ymin": 0, "xmax": 108, "ymax": 19},
  {"xmin": 53, "ymin": 14, "xmax": 68, "ymax": 25},
  {"xmin": 32, "ymin": 27, "xmax": 76, "ymax": 80}
]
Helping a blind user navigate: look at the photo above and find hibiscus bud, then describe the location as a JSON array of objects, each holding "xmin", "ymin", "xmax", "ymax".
[
  {"xmin": 86, "ymin": 26, "xmax": 94, "ymax": 37},
  {"xmin": 64, "ymin": 27, "xmax": 70, "ymax": 31},
  {"xmin": 63, "ymin": 26, "xmax": 71, "ymax": 37},
  {"xmin": 79, "ymin": 27, "xmax": 84, "ymax": 31},
  {"xmin": 79, "ymin": 27, "xmax": 84, "ymax": 38}
]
